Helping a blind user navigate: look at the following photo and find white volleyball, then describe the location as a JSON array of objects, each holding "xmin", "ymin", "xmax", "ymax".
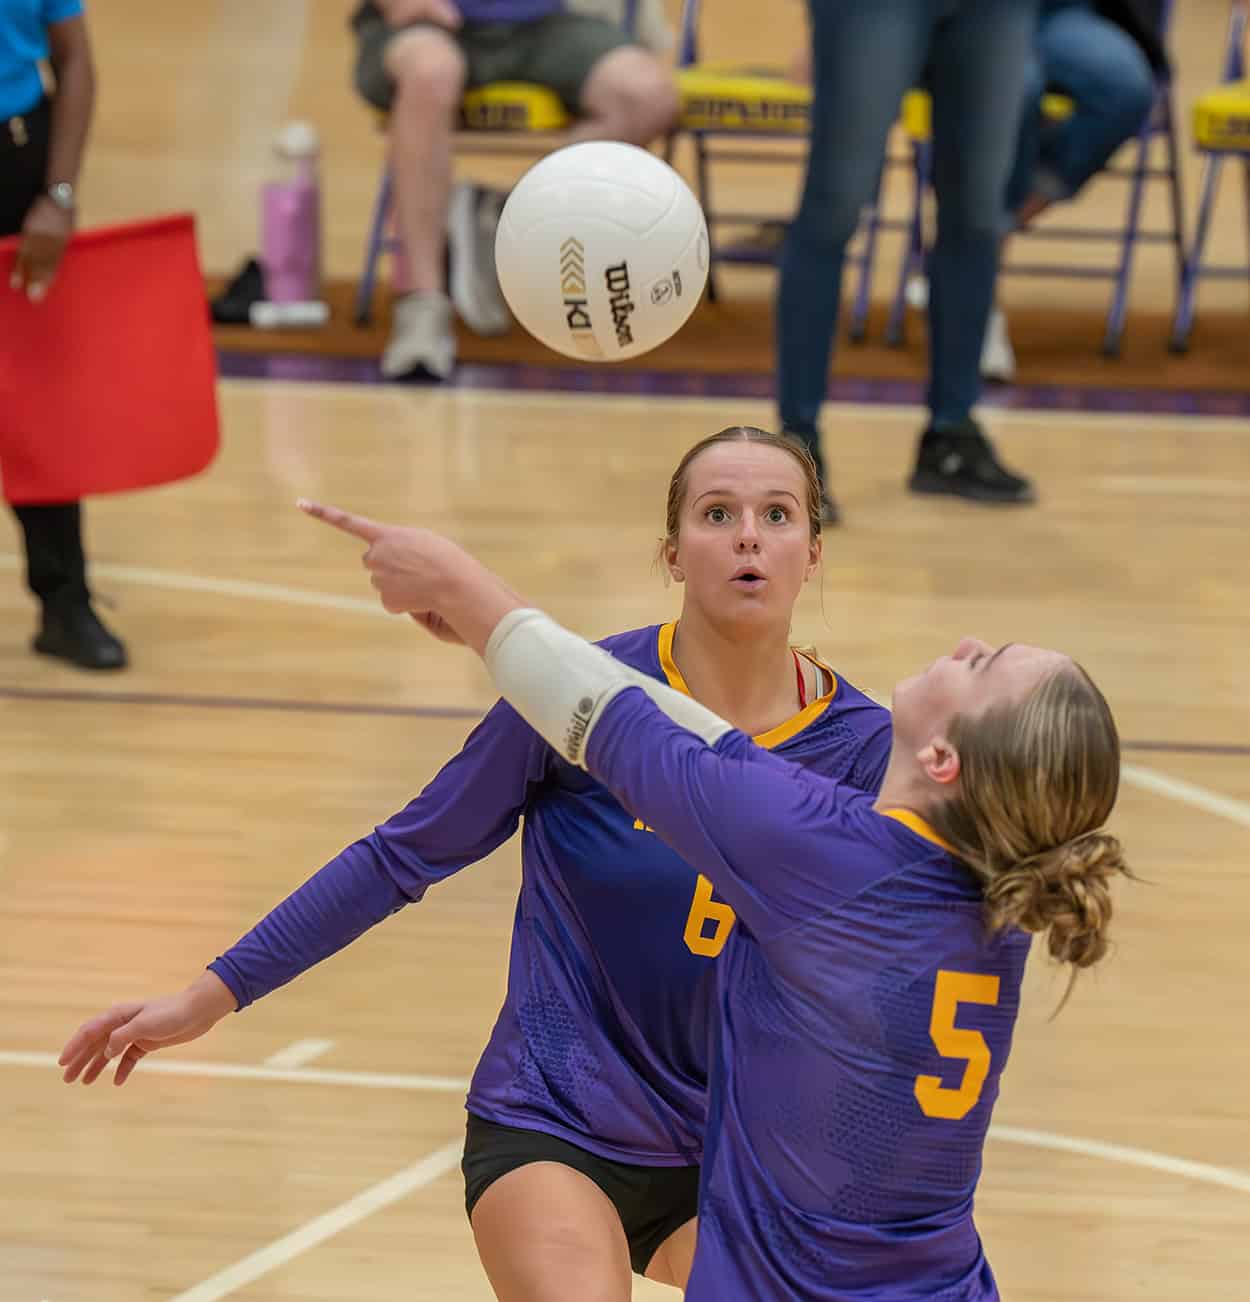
[{"xmin": 494, "ymin": 141, "xmax": 709, "ymax": 362}]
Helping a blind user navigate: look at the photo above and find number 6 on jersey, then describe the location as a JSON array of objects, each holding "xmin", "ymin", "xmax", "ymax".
[{"xmin": 683, "ymin": 874, "xmax": 736, "ymax": 957}]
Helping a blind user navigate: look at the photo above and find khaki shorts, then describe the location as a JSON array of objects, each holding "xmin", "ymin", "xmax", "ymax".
[{"xmin": 352, "ymin": 3, "xmax": 634, "ymax": 114}]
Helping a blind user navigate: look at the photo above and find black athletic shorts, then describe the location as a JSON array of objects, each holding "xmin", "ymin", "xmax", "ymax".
[{"xmin": 462, "ymin": 1112, "xmax": 700, "ymax": 1276}]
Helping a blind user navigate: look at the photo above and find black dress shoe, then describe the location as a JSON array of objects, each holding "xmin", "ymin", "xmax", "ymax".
[
  {"xmin": 908, "ymin": 418, "xmax": 1036, "ymax": 505},
  {"xmin": 33, "ymin": 602, "xmax": 128, "ymax": 670}
]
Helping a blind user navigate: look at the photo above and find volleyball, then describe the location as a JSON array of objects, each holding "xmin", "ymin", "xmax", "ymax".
[{"xmin": 494, "ymin": 141, "xmax": 709, "ymax": 362}]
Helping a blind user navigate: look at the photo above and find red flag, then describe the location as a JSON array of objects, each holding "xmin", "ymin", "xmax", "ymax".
[{"xmin": 0, "ymin": 213, "xmax": 220, "ymax": 504}]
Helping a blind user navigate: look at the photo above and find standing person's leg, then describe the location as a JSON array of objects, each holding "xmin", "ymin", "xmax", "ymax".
[
  {"xmin": 911, "ymin": 0, "xmax": 1038, "ymax": 504},
  {"xmin": 1026, "ymin": 3, "xmax": 1155, "ymax": 216},
  {"xmin": 10, "ymin": 503, "xmax": 124, "ymax": 668},
  {"xmin": 982, "ymin": 46, "xmax": 1044, "ymax": 384},
  {"xmin": 2, "ymin": 98, "xmax": 125, "ymax": 668},
  {"xmin": 775, "ymin": 0, "xmax": 933, "ymax": 521}
]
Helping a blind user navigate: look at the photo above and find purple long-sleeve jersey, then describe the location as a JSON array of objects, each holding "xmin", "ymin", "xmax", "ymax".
[
  {"xmin": 582, "ymin": 688, "xmax": 1031, "ymax": 1300},
  {"xmin": 209, "ymin": 624, "xmax": 892, "ymax": 1164}
]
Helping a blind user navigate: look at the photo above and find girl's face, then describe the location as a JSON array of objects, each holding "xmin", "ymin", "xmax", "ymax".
[
  {"xmin": 891, "ymin": 638, "xmax": 1067, "ymax": 755},
  {"xmin": 667, "ymin": 442, "xmax": 820, "ymax": 632}
]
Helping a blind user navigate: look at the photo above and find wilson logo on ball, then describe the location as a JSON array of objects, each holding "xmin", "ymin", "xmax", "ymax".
[{"xmin": 604, "ymin": 261, "xmax": 635, "ymax": 348}]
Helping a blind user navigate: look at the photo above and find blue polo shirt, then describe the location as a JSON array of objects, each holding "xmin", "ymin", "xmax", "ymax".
[{"xmin": 1, "ymin": 0, "xmax": 82, "ymax": 120}]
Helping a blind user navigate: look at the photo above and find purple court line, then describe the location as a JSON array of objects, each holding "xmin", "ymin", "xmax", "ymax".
[
  {"xmin": 1, "ymin": 684, "xmax": 1245, "ymax": 757},
  {"xmin": 215, "ymin": 350, "xmax": 1250, "ymax": 418}
]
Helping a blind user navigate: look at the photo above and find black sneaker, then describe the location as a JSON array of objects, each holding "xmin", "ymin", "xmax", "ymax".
[
  {"xmin": 34, "ymin": 601, "xmax": 128, "ymax": 670},
  {"xmin": 907, "ymin": 419, "xmax": 1036, "ymax": 505}
]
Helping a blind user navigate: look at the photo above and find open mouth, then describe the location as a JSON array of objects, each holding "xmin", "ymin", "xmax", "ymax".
[{"xmin": 731, "ymin": 568, "xmax": 767, "ymax": 588}]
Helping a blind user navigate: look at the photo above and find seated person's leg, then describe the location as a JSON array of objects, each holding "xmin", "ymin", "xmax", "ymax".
[
  {"xmin": 354, "ymin": 11, "xmax": 467, "ymax": 379},
  {"xmin": 980, "ymin": 52, "xmax": 1044, "ymax": 384},
  {"xmin": 436, "ymin": 13, "xmax": 679, "ymax": 345},
  {"xmin": 1029, "ymin": 1, "xmax": 1155, "ymax": 208},
  {"xmin": 522, "ymin": 13, "xmax": 679, "ymax": 145},
  {"xmin": 1004, "ymin": 52, "xmax": 1046, "ymax": 223},
  {"xmin": 918, "ymin": 0, "xmax": 1036, "ymax": 504}
]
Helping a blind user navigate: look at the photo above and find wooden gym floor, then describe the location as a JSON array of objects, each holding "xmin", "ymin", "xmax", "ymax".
[{"xmin": 2, "ymin": 0, "xmax": 1248, "ymax": 1297}]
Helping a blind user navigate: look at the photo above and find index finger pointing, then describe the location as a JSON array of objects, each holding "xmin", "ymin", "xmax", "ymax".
[{"xmin": 297, "ymin": 499, "xmax": 387, "ymax": 544}]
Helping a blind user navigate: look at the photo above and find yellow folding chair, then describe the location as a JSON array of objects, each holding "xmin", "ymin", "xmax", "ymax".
[{"xmin": 1170, "ymin": 1, "xmax": 1250, "ymax": 351}]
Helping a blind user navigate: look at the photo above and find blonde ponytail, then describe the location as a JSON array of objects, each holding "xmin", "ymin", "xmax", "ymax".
[
  {"xmin": 984, "ymin": 829, "xmax": 1129, "ymax": 968},
  {"xmin": 925, "ymin": 664, "xmax": 1130, "ymax": 1004}
]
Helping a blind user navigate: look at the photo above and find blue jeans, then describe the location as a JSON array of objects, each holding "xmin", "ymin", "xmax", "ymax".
[
  {"xmin": 1006, "ymin": 1, "xmax": 1155, "ymax": 211},
  {"xmin": 777, "ymin": 0, "xmax": 1038, "ymax": 461}
]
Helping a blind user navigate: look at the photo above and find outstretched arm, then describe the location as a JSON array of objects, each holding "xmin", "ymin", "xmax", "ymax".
[{"xmin": 301, "ymin": 504, "xmax": 874, "ymax": 937}]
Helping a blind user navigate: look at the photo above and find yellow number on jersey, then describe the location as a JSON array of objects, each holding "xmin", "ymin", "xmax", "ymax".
[
  {"xmin": 635, "ymin": 819, "xmax": 736, "ymax": 958},
  {"xmin": 683, "ymin": 874, "xmax": 737, "ymax": 957},
  {"xmin": 914, "ymin": 970, "xmax": 1001, "ymax": 1121}
]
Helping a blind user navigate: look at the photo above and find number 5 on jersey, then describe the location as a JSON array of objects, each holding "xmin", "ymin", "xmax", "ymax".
[
  {"xmin": 684, "ymin": 874, "xmax": 736, "ymax": 957},
  {"xmin": 914, "ymin": 970, "xmax": 1001, "ymax": 1120}
]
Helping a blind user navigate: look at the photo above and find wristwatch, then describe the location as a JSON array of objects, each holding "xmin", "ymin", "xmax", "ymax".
[{"xmin": 45, "ymin": 181, "xmax": 76, "ymax": 212}]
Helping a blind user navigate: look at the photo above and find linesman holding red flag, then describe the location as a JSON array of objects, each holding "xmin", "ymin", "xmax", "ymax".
[
  {"xmin": 1, "ymin": 1, "xmax": 220, "ymax": 669},
  {"xmin": 2, "ymin": 0, "xmax": 124, "ymax": 668}
]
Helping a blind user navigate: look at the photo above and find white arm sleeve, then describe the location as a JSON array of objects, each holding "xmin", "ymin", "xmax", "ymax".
[{"xmin": 484, "ymin": 609, "xmax": 733, "ymax": 767}]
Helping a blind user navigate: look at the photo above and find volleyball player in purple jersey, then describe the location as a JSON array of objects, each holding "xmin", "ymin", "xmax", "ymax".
[
  {"xmin": 262, "ymin": 500, "xmax": 1128, "ymax": 1300},
  {"xmin": 60, "ymin": 428, "xmax": 892, "ymax": 1301}
]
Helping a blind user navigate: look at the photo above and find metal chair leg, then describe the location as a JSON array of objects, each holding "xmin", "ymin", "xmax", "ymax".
[
  {"xmin": 1102, "ymin": 112, "xmax": 1154, "ymax": 357},
  {"xmin": 1170, "ymin": 152, "xmax": 1224, "ymax": 353},
  {"xmin": 693, "ymin": 132, "xmax": 720, "ymax": 304},
  {"xmin": 886, "ymin": 138, "xmax": 928, "ymax": 348},
  {"xmin": 848, "ymin": 159, "xmax": 887, "ymax": 343},
  {"xmin": 356, "ymin": 166, "xmax": 394, "ymax": 327}
]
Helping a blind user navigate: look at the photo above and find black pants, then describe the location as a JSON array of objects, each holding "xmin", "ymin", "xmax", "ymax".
[{"xmin": 3, "ymin": 97, "xmax": 89, "ymax": 608}]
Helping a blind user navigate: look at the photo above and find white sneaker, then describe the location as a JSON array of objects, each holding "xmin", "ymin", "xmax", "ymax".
[
  {"xmin": 381, "ymin": 291, "xmax": 456, "ymax": 380},
  {"xmin": 448, "ymin": 183, "xmax": 510, "ymax": 337},
  {"xmin": 980, "ymin": 307, "xmax": 1016, "ymax": 384},
  {"xmin": 904, "ymin": 275, "xmax": 929, "ymax": 310}
]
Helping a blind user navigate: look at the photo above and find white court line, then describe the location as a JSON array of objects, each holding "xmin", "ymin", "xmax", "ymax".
[
  {"xmin": 0, "ymin": 1050, "xmax": 467, "ymax": 1093},
  {"xmin": 1122, "ymin": 763, "xmax": 1250, "ymax": 829},
  {"xmin": 990, "ymin": 1127, "xmax": 1250, "ymax": 1196},
  {"xmin": 168, "ymin": 1140, "xmax": 465, "ymax": 1302},
  {"xmin": 263, "ymin": 1038, "xmax": 335, "ymax": 1069},
  {"xmin": 0, "ymin": 555, "xmax": 387, "ymax": 617},
  {"xmin": 6, "ymin": 1048, "xmax": 1249, "ymax": 1202}
]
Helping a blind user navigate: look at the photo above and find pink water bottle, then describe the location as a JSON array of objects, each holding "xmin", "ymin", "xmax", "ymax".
[{"xmin": 260, "ymin": 121, "xmax": 322, "ymax": 305}]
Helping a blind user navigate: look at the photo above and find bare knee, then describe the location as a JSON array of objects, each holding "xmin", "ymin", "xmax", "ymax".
[
  {"xmin": 582, "ymin": 47, "xmax": 679, "ymax": 143},
  {"xmin": 385, "ymin": 28, "xmax": 466, "ymax": 117}
]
